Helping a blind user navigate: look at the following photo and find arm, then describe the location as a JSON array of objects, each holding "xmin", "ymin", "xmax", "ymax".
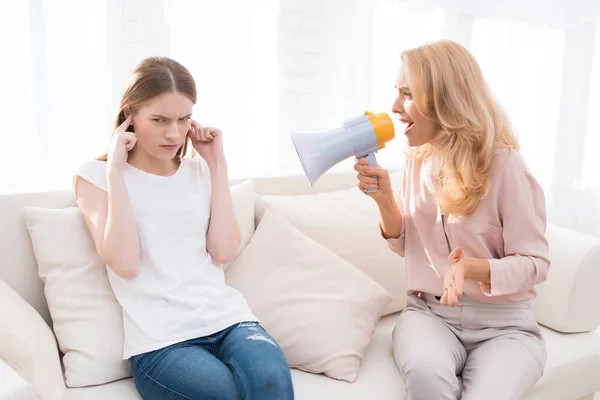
[
  {"xmin": 378, "ymin": 195, "xmax": 404, "ymax": 240},
  {"xmin": 464, "ymin": 258, "xmax": 491, "ymax": 284},
  {"xmin": 205, "ymin": 158, "xmax": 241, "ymax": 265},
  {"xmin": 377, "ymin": 163, "xmax": 408, "ymax": 256},
  {"xmin": 75, "ymin": 170, "xmax": 140, "ymax": 279},
  {"xmin": 480, "ymin": 156, "xmax": 550, "ymax": 296}
]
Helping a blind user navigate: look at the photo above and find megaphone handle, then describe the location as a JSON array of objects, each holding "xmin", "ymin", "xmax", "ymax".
[{"xmin": 363, "ymin": 152, "xmax": 378, "ymax": 193}]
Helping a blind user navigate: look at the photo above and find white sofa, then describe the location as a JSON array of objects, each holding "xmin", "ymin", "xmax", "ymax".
[{"xmin": 1, "ymin": 171, "xmax": 600, "ymax": 400}]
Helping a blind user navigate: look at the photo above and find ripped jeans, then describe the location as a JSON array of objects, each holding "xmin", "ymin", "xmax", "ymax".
[{"xmin": 131, "ymin": 322, "xmax": 294, "ymax": 400}]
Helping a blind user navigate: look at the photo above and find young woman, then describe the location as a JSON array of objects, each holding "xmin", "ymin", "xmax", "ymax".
[
  {"xmin": 74, "ymin": 56, "xmax": 294, "ymax": 400},
  {"xmin": 356, "ymin": 40, "xmax": 549, "ymax": 399}
]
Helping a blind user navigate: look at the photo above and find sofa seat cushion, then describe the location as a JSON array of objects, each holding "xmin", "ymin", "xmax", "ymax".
[
  {"xmin": 528, "ymin": 326, "xmax": 600, "ymax": 400},
  {"xmin": 293, "ymin": 314, "xmax": 600, "ymax": 400},
  {"xmin": 66, "ymin": 378, "xmax": 142, "ymax": 400},
  {"xmin": 291, "ymin": 313, "xmax": 406, "ymax": 399},
  {"xmin": 65, "ymin": 314, "xmax": 600, "ymax": 400}
]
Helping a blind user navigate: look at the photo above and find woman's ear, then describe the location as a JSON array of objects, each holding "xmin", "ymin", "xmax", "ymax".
[{"xmin": 124, "ymin": 107, "xmax": 134, "ymax": 130}]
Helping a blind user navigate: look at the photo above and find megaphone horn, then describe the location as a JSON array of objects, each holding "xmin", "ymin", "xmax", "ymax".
[{"xmin": 290, "ymin": 111, "xmax": 395, "ymax": 190}]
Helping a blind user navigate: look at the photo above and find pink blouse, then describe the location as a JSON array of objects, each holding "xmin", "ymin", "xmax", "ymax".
[{"xmin": 386, "ymin": 146, "xmax": 550, "ymax": 304}]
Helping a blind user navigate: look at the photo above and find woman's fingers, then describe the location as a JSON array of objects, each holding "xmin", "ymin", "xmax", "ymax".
[
  {"xmin": 117, "ymin": 115, "xmax": 133, "ymax": 132},
  {"xmin": 357, "ymin": 182, "xmax": 378, "ymax": 192},
  {"xmin": 357, "ymin": 174, "xmax": 379, "ymax": 185},
  {"xmin": 454, "ymin": 273, "xmax": 464, "ymax": 297},
  {"xmin": 354, "ymin": 164, "xmax": 389, "ymax": 179},
  {"xmin": 122, "ymin": 132, "xmax": 137, "ymax": 151},
  {"xmin": 193, "ymin": 125, "xmax": 215, "ymax": 142},
  {"xmin": 356, "ymin": 174, "xmax": 379, "ymax": 191},
  {"xmin": 439, "ymin": 288, "xmax": 448, "ymax": 306},
  {"xmin": 449, "ymin": 284, "xmax": 459, "ymax": 307}
]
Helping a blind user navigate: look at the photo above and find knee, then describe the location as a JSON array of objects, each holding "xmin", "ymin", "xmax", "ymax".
[
  {"xmin": 256, "ymin": 361, "xmax": 293, "ymax": 391},
  {"xmin": 400, "ymin": 359, "xmax": 459, "ymax": 398}
]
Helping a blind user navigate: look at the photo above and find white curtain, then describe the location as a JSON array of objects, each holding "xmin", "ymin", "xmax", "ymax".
[
  {"xmin": 1, "ymin": 0, "xmax": 599, "ymax": 237},
  {"xmin": 369, "ymin": 0, "xmax": 600, "ymax": 237},
  {"xmin": 0, "ymin": 0, "xmax": 280, "ymax": 193}
]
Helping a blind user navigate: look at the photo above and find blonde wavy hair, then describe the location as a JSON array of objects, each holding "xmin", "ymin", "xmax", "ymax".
[{"xmin": 401, "ymin": 40, "xmax": 519, "ymax": 217}]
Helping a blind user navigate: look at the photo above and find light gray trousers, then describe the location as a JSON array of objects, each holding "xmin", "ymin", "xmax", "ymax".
[{"xmin": 392, "ymin": 292, "xmax": 546, "ymax": 400}]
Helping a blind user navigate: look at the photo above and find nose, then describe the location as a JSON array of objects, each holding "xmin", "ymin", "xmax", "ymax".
[
  {"xmin": 391, "ymin": 94, "xmax": 404, "ymax": 115},
  {"xmin": 165, "ymin": 121, "xmax": 180, "ymax": 140}
]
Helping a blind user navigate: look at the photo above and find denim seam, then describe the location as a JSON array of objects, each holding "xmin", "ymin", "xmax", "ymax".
[
  {"xmin": 224, "ymin": 358, "xmax": 251, "ymax": 399},
  {"xmin": 133, "ymin": 357, "xmax": 195, "ymax": 400},
  {"xmin": 208, "ymin": 335, "xmax": 219, "ymax": 356}
]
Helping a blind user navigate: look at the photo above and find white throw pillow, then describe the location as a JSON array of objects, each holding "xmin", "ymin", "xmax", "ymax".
[
  {"xmin": 225, "ymin": 208, "xmax": 392, "ymax": 383},
  {"xmin": 23, "ymin": 181, "xmax": 255, "ymax": 387},
  {"xmin": 0, "ymin": 279, "xmax": 66, "ymax": 399},
  {"xmin": 254, "ymin": 171, "xmax": 406, "ymax": 316},
  {"xmin": 24, "ymin": 206, "xmax": 129, "ymax": 387}
]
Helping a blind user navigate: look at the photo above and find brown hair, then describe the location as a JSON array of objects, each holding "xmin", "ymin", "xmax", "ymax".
[{"xmin": 98, "ymin": 56, "xmax": 197, "ymax": 161}]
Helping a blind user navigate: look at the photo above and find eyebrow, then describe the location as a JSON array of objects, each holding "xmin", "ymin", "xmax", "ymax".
[
  {"xmin": 395, "ymin": 86, "xmax": 410, "ymax": 91},
  {"xmin": 150, "ymin": 113, "xmax": 192, "ymax": 119}
]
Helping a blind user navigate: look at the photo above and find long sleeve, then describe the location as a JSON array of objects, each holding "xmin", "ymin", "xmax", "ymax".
[
  {"xmin": 483, "ymin": 153, "xmax": 550, "ymax": 296},
  {"xmin": 382, "ymin": 216, "xmax": 405, "ymax": 256}
]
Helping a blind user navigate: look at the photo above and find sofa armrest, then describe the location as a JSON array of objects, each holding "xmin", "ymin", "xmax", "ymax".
[
  {"xmin": 0, "ymin": 279, "xmax": 66, "ymax": 400},
  {"xmin": 0, "ymin": 358, "xmax": 37, "ymax": 400},
  {"xmin": 532, "ymin": 223, "xmax": 600, "ymax": 333}
]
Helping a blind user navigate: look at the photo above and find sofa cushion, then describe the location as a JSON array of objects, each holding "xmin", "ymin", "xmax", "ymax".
[
  {"xmin": 527, "ymin": 326, "xmax": 600, "ymax": 400},
  {"xmin": 531, "ymin": 223, "xmax": 600, "ymax": 333},
  {"xmin": 254, "ymin": 171, "xmax": 406, "ymax": 316},
  {"xmin": 225, "ymin": 208, "xmax": 392, "ymax": 383},
  {"xmin": 64, "ymin": 314, "xmax": 600, "ymax": 400},
  {"xmin": 0, "ymin": 279, "xmax": 66, "ymax": 400},
  {"xmin": 0, "ymin": 358, "xmax": 38, "ymax": 400},
  {"xmin": 291, "ymin": 316, "xmax": 600, "ymax": 400},
  {"xmin": 0, "ymin": 190, "xmax": 76, "ymax": 327},
  {"xmin": 66, "ymin": 378, "xmax": 142, "ymax": 400},
  {"xmin": 22, "ymin": 181, "xmax": 255, "ymax": 388}
]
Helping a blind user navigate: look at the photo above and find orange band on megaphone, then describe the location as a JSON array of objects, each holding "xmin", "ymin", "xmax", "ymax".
[{"xmin": 366, "ymin": 111, "xmax": 395, "ymax": 149}]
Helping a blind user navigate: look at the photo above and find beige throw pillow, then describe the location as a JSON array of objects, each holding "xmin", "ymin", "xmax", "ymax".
[
  {"xmin": 254, "ymin": 171, "xmax": 407, "ymax": 316},
  {"xmin": 225, "ymin": 208, "xmax": 392, "ymax": 383},
  {"xmin": 24, "ymin": 206, "xmax": 129, "ymax": 387}
]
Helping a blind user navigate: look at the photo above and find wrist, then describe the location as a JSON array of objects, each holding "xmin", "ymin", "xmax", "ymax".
[
  {"xmin": 106, "ymin": 165, "xmax": 124, "ymax": 178},
  {"xmin": 207, "ymin": 157, "xmax": 228, "ymax": 175},
  {"xmin": 205, "ymin": 153, "xmax": 226, "ymax": 168},
  {"xmin": 463, "ymin": 258, "xmax": 474, "ymax": 278},
  {"xmin": 375, "ymin": 192, "xmax": 397, "ymax": 210},
  {"xmin": 463, "ymin": 258, "xmax": 491, "ymax": 284}
]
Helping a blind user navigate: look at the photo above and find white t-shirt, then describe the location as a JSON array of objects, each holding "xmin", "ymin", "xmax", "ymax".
[{"xmin": 75, "ymin": 157, "xmax": 257, "ymax": 359}]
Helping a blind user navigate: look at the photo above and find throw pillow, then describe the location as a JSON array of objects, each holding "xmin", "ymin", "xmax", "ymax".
[
  {"xmin": 254, "ymin": 171, "xmax": 406, "ymax": 315},
  {"xmin": 0, "ymin": 278, "xmax": 66, "ymax": 399},
  {"xmin": 225, "ymin": 208, "xmax": 392, "ymax": 382}
]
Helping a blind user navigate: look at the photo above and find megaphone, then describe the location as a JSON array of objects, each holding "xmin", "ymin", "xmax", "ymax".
[{"xmin": 290, "ymin": 111, "xmax": 395, "ymax": 192}]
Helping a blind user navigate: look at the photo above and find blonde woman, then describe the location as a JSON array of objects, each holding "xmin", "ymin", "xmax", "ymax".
[
  {"xmin": 74, "ymin": 57, "xmax": 293, "ymax": 400},
  {"xmin": 356, "ymin": 40, "xmax": 548, "ymax": 399}
]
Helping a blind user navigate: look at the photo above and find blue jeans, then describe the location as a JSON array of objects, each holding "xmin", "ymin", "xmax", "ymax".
[{"xmin": 131, "ymin": 322, "xmax": 294, "ymax": 400}]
